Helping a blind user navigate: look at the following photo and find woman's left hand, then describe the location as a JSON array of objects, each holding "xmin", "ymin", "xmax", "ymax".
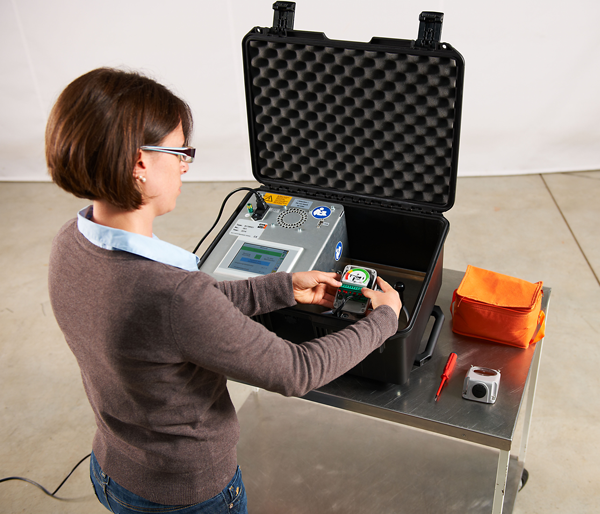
[{"xmin": 292, "ymin": 271, "xmax": 342, "ymax": 308}]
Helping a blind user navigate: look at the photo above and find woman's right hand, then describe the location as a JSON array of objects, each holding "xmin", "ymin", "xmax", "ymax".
[{"xmin": 361, "ymin": 277, "xmax": 402, "ymax": 319}]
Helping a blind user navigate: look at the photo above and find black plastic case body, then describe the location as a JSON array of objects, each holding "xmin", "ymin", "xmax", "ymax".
[{"xmin": 204, "ymin": 12, "xmax": 464, "ymax": 385}]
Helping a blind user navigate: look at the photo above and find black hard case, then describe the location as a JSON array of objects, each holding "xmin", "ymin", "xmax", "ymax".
[{"xmin": 204, "ymin": 8, "xmax": 464, "ymax": 385}]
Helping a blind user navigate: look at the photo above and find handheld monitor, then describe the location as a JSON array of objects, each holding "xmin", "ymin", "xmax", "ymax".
[{"xmin": 333, "ymin": 265, "xmax": 378, "ymax": 315}]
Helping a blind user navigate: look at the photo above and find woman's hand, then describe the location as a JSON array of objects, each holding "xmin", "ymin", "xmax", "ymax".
[
  {"xmin": 361, "ymin": 277, "xmax": 402, "ymax": 319},
  {"xmin": 292, "ymin": 271, "xmax": 342, "ymax": 308}
]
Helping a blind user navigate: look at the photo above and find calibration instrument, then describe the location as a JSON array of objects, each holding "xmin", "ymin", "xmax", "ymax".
[{"xmin": 199, "ymin": 192, "xmax": 349, "ymax": 282}]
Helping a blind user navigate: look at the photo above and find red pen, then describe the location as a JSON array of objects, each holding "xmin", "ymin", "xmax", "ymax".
[{"xmin": 435, "ymin": 352, "xmax": 458, "ymax": 401}]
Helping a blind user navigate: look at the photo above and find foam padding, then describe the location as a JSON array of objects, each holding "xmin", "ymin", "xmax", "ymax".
[{"xmin": 247, "ymin": 39, "xmax": 461, "ymax": 208}]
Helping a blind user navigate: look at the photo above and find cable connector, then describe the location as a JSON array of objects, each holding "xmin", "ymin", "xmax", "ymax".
[
  {"xmin": 193, "ymin": 187, "xmax": 272, "ymax": 256},
  {"xmin": 251, "ymin": 193, "xmax": 270, "ymax": 221}
]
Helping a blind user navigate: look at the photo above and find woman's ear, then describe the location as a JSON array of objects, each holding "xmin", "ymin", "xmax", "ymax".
[{"xmin": 133, "ymin": 150, "xmax": 147, "ymax": 182}]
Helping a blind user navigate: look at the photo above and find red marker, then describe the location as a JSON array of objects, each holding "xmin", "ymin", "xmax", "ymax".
[{"xmin": 435, "ymin": 352, "xmax": 457, "ymax": 401}]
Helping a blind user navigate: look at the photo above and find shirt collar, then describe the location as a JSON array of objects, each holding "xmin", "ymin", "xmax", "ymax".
[{"xmin": 77, "ymin": 206, "xmax": 200, "ymax": 272}]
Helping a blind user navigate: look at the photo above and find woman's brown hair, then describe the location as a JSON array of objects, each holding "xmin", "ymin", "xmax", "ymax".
[{"xmin": 45, "ymin": 68, "xmax": 193, "ymax": 210}]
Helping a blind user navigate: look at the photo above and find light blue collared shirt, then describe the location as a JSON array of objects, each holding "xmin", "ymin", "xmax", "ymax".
[{"xmin": 77, "ymin": 206, "xmax": 200, "ymax": 272}]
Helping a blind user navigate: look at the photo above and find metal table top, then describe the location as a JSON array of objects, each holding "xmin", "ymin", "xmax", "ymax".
[{"xmin": 304, "ymin": 268, "xmax": 550, "ymax": 451}]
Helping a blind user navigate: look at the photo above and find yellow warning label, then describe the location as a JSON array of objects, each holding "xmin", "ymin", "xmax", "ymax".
[{"xmin": 262, "ymin": 194, "xmax": 292, "ymax": 206}]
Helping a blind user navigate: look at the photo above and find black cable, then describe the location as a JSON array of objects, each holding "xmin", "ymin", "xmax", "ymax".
[
  {"xmin": 401, "ymin": 305, "xmax": 410, "ymax": 323},
  {"xmin": 192, "ymin": 187, "xmax": 264, "ymax": 255},
  {"xmin": 321, "ymin": 294, "xmax": 350, "ymax": 317},
  {"xmin": 0, "ymin": 453, "xmax": 91, "ymax": 501},
  {"xmin": 332, "ymin": 295, "xmax": 351, "ymax": 317}
]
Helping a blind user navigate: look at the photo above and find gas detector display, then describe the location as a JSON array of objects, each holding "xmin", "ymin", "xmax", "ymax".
[{"xmin": 228, "ymin": 242, "xmax": 289, "ymax": 275}]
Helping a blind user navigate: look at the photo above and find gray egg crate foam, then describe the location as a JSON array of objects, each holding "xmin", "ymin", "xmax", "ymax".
[{"xmin": 248, "ymin": 40, "xmax": 460, "ymax": 207}]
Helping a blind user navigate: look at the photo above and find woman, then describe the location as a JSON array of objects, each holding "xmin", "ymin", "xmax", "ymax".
[{"xmin": 46, "ymin": 67, "xmax": 400, "ymax": 513}]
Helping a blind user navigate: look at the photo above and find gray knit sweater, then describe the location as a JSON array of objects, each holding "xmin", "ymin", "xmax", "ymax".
[{"xmin": 48, "ymin": 219, "xmax": 398, "ymax": 504}]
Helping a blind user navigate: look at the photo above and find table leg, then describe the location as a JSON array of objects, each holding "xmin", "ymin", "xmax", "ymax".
[
  {"xmin": 492, "ymin": 449, "xmax": 510, "ymax": 514},
  {"xmin": 519, "ymin": 338, "xmax": 544, "ymax": 463}
]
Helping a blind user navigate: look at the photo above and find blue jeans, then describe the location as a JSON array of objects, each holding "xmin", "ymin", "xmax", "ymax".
[{"xmin": 90, "ymin": 452, "xmax": 247, "ymax": 514}]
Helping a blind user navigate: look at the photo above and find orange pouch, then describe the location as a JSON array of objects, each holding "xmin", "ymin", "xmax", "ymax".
[{"xmin": 450, "ymin": 265, "xmax": 545, "ymax": 349}]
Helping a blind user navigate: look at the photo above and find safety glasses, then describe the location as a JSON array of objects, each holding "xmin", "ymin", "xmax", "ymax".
[{"xmin": 140, "ymin": 146, "xmax": 196, "ymax": 163}]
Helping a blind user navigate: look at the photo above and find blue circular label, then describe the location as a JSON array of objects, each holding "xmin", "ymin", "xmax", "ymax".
[
  {"xmin": 334, "ymin": 241, "xmax": 343, "ymax": 261},
  {"xmin": 311, "ymin": 206, "xmax": 331, "ymax": 219}
]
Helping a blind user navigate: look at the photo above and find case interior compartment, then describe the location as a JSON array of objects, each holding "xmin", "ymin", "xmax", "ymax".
[{"xmin": 251, "ymin": 201, "xmax": 447, "ymax": 385}]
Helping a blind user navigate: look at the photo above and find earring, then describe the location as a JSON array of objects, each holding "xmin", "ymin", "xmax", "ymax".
[{"xmin": 138, "ymin": 176, "xmax": 146, "ymax": 183}]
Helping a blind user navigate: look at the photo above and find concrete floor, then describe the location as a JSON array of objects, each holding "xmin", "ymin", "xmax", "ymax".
[{"xmin": 1, "ymin": 173, "xmax": 599, "ymax": 513}]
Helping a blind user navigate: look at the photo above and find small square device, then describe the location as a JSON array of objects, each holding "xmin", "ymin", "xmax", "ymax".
[
  {"xmin": 462, "ymin": 366, "xmax": 501, "ymax": 404},
  {"xmin": 333, "ymin": 265, "xmax": 378, "ymax": 315}
]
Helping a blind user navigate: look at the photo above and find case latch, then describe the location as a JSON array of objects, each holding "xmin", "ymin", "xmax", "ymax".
[
  {"xmin": 415, "ymin": 11, "xmax": 444, "ymax": 49},
  {"xmin": 270, "ymin": 1, "xmax": 296, "ymax": 36}
]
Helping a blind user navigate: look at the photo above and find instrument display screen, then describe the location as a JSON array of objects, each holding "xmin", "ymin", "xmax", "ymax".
[{"xmin": 228, "ymin": 242, "xmax": 289, "ymax": 275}]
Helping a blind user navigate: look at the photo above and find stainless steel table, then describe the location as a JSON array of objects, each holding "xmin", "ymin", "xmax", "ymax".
[{"xmin": 236, "ymin": 269, "xmax": 549, "ymax": 513}]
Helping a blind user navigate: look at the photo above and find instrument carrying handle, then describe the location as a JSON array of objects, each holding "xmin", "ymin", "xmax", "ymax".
[{"xmin": 414, "ymin": 305, "xmax": 445, "ymax": 367}]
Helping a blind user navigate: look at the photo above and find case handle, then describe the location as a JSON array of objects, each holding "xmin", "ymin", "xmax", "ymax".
[{"xmin": 414, "ymin": 305, "xmax": 445, "ymax": 367}]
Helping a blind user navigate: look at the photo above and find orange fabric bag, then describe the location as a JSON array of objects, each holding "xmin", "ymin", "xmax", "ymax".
[{"xmin": 450, "ymin": 265, "xmax": 545, "ymax": 348}]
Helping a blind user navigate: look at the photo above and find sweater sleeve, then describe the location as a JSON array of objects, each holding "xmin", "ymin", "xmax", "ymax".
[
  {"xmin": 215, "ymin": 272, "xmax": 296, "ymax": 317},
  {"xmin": 170, "ymin": 272, "xmax": 398, "ymax": 397}
]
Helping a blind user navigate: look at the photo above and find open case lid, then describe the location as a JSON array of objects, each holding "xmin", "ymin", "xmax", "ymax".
[{"xmin": 242, "ymin": 4, "xmax": 464, "ymax": 214}]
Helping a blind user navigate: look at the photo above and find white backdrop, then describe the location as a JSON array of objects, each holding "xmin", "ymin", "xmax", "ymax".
[{"xmin": 1, "ymin": 0, "xmax": 599, "ymax": 182}]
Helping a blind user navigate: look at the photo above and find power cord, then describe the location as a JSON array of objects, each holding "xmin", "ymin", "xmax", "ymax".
[
  {"xmin": 0, "ymin": 453, "xmax": 91, "ymax": 501},
  {"xmin": 331, "ymin": 294, "xmax": 351, "ymax": 317},
  {"xmin": 192, "ymin": 187, "xmax": 268, "ymax": 255}
]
